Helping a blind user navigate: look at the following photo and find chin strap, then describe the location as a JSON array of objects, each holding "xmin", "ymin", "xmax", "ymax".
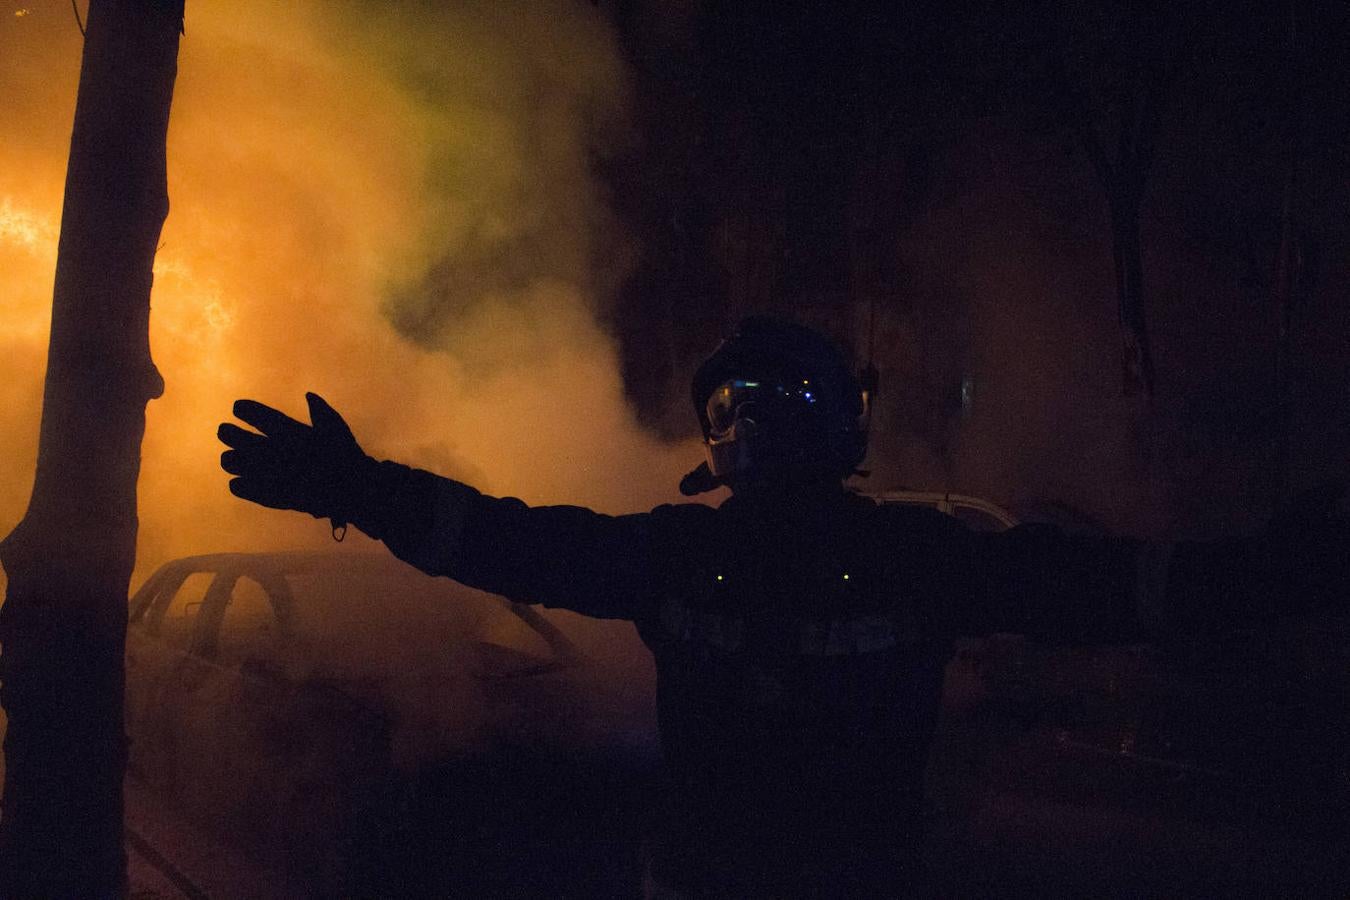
[
  {"xmin": 679, "ymin": 461, "xmax": 722, "ymax": 496},
  {"xmin": 331, "ymin": 519, "xmax": 347, "ymax": 542}
]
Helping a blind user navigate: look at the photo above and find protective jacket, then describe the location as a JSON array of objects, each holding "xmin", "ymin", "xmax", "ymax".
[{"xmin": 345, "ymin": 462, "xmax": 1343, "ymax": 898}]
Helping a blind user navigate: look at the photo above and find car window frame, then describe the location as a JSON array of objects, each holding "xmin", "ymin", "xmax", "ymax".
[
  {"xmin": 204, "ymin": 571, "xmax": 297, "ymax": 666},
  {"xmin": 132, "ymin": 565, "xmax": 225, "ymax": 657},
  {"xmin": 950, "ymin": 501, "xmax": 1016, "ymax": 533},
  {"xmin": 132, "ymin": 553, "xmax": 582, "ymax": 675}
]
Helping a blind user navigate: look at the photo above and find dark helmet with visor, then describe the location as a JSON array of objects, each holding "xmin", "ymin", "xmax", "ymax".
[{"xmin": 685, "ymin": 316, "xmax": 871, "ymax": 493}]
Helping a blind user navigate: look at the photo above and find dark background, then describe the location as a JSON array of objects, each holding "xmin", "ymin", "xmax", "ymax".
[{"xmin": 585, "ymin": 0, "xmax": 1350, "ymax": 536}]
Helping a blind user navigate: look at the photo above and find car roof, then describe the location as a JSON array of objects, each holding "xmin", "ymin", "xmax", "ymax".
[
  {"xmin": 134, "ymin": 551, "xmax": 480, "ymax": 614},
  {"xmin": 148, "ymin": 550, "xmax": 406, "ymax": 578},
  {"xmin": 865, "ymin": 490, "xmax": 1019, "ymax": 528}
]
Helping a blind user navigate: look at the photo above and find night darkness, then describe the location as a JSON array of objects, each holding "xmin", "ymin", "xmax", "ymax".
[
  {"xmin": 602, "ymin": 0, "xmax": 1350, "ymax": 537},
  {"xmin": 2, "ymin": 0, "xmax": 1350, "ymax": 896}
]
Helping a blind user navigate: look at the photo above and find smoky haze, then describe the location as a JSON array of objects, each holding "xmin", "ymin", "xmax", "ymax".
[
  {"xmin": 0, "ymin": 0, "xmax": 701, "ymax": 585},
  {"xmin": 5, "ymin": 0, "xmax": 1349, "ymax": 588}
]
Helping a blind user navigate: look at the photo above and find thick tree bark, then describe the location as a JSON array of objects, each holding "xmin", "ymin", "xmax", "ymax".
[{"xmin": 0, "ymin": 1, "xmax": 182, "ymax": 895}]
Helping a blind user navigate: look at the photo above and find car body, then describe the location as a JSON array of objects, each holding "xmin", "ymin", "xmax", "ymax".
[
  {"xmin": 127, "ymin": 496, "xmax": 1350, "ymax": 895},
  {"xmin": 867, "ymin": 489, "xmax": 1020, "ymax": 533},
  {"xmin": 869, "ymin": 489, "xmax": 1350, "ymax": 894},
  {"xmin": 126, "ymin": 551, "xmax": 659, "ymax": 895}
]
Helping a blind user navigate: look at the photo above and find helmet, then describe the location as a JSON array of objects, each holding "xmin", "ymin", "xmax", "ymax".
[{"xmin": 683, "ymin": 316, "xmax": 871, "ymax": 494}]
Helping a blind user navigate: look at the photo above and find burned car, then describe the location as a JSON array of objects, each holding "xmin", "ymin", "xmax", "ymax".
[
  {"xmin": 126, "ymin": 497, "xmax": 1350, "ymax": 896},
  {"xmin": 126, "ymin": 551, "xmax": 659, "ymax": 896},
  {"xmin": 868, "ymin": 490, "xmax": 1019, "ymax": 534},
  {"xmin": 869, "ymin": 493, "xmax": 1350, "ymax": 895}
]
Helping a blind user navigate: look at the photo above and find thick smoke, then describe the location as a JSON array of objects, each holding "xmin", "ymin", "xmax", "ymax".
[{"xmin": 0, "ymin": 1, "xmax": 701, "ymax": 583}]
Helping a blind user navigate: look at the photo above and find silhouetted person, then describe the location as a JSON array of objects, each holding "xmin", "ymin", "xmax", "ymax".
[{"xmin": 219, "ymin": 316, "xmax": 1348, "ymax": 898}]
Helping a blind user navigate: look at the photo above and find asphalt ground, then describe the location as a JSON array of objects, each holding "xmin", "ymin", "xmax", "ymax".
[{"xmin": 125, "ymin": 775, "xmax": 296, "ymax": 899}]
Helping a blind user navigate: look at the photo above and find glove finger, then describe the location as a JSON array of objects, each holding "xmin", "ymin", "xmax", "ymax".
[
  {"xmin": 233, "ymin": 399, "xmax": 308, "ymax": 438},
  {"xmin": 220, "ymin": 448, "xmax": 245, "ymax": 475},
  {"xmin": 222, "ymin": 439, "xmax": 309, "ymax": 476},
  {"xmin": 217, "ymin": 422, "xmax": 267, "ymax": 450},
  {"xmin": 305, "ymin": 392, "xmax": 356, "ymax": 443},
  {"xmin": 228, "ymin": 476, "xmax": 307, "ymax": 511},
  {"xmin": 221, "ymin": 446, "xmax": 282, "ymax": 476}
]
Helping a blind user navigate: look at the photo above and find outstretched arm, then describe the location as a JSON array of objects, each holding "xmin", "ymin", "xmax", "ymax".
[
  {"xmin": 932, "ymin": 490, "xmax": 1348, "ymax": 643},
  {"xmin": 355, "ymin": 465, "xmax": 665, "ymax": 620},
  {"xmin": 938, "ymin": 521, "xmax": 1160, "ymax": 643},
  {"xmin": 1160, "ymin": 485, "xmax": 1350, "ymax": 634},
  {"xmin": 218, "ymin": 394, "xmax": 664, "ymax": 620}
]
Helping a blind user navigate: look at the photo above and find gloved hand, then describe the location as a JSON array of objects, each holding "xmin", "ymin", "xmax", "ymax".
[{"xmin": 218, "ymin": 393, "xmax": 371, "ymax": 530}]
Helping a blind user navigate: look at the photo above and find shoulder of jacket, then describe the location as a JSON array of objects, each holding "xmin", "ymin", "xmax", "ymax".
[{"xmin": 648, "ymin": 501, "xmax": 719, "ymax": 526}]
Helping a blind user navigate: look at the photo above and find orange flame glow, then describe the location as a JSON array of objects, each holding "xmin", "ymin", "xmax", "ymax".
[{"xmin": 1, "ymin": 2, "xmax": 701, "ymax": 584}]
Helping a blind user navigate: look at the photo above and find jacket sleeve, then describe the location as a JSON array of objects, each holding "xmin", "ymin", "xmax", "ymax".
[
  {"xmin": 345, "ymin": 460, "xmax": 667, "ymax": 620},
  {"xmin": 934, "ymin": 511, "xmax": 1348, "ymax": 644},
  {"xmin": 937, "ymin": 520, "xmax": 1162, "ymax": 643},
  {"xmin": 1161, "ymin": 515, "xmax": 1350, "ymax": 634}
]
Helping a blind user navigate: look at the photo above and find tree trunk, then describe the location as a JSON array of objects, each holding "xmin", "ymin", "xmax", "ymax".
[
  {"xmin": 0, "ymin": 1, "xmax": 182, "ymax": 895},
  {"xmin": 1112, "ymin": 194, "xmax": 1154, "ymax": 397}
]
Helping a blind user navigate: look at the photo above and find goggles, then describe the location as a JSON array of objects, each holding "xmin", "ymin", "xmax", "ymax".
[{"xmin": 705, "ymin": 377, "xmax": 822, "ymax": 436}]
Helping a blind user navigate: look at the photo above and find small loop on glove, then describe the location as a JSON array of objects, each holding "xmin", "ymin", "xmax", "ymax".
[{"xmin": 331, "ymin": 520, "xmax": 347, "ymax": 542}]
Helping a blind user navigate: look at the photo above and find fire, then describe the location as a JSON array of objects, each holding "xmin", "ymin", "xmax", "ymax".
[
  {"xmin": 0, "ymin": 1, "xmax": 700, "ymax": 585},
  {"xmin": 0, "ymin": 198, "xmax": 54, "ymax": 255}
]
